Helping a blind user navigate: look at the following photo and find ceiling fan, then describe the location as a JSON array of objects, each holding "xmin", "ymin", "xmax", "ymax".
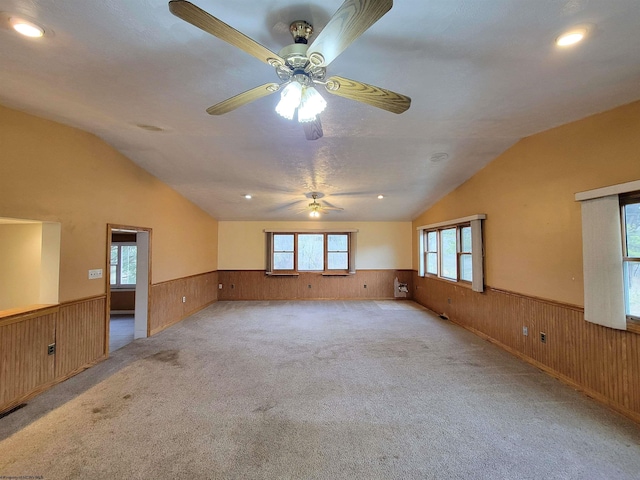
[
  {"xmin": 300, "ymin": 193, "xmax": 344, "ymax": 217},
  {"xmin": 168, "ymin": 0, "xmax": 411, "ymax": 140}
]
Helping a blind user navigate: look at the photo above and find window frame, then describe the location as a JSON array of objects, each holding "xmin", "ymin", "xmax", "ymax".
[
  {"xmin": 425, "ymin": 230, "xmax": 438, "ymax": 276},
  {"xmin": 423, "ymin": 223, "xmax": 472, "ymax": 284},
  {"xmin": 620, "ymin": 193, "xmax": 640, "ymax": 322},
  {"xmin": 417, "ymin": 214, "xmax": 485, "ymax": 292},
  {"xmin": 110, "ymin": 242, "xmax": 137, "ymax": 289},
  {"xmin": 271, "ymin": 232, "xmax": 351, "ymax": 274}
]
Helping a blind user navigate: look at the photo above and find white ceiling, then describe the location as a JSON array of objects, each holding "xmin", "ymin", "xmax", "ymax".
[{"xmin": 2, "ymin": 0, "xmax": 639, "ymax": 221}]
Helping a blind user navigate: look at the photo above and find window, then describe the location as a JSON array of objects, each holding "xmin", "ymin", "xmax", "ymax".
[
  {"xmin": 622, "ymin": 196, "xmax": 640, "ymax": 319},
  {"xmin": 110, "ymin": 243, "xmax": 137, "ymax": 287},
  {"xmin": 576, "ymin": 179, "xmax": 640, "ymax": 331},
  {"xmin": 418, "ymin": 215, "xmax": 485, "ymax": 292},
  {"xmin": 266, "ymin": 231, "xmax": 356, "ymax": 274},
  {"xmin": 426, "ymin": 231, "xmax": 438, "ymax": 275},
  {"xmin": 424, "ymin": 225, "xmax": 472, "ymax": 283},
  {"xmin": 460, "ymin": 226, "xmax": 473, "ymax": 282}
]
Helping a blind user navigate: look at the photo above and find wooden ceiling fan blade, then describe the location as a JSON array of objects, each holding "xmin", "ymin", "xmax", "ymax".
[
  {"xmin": 324, "ymin": 75, "xmax": 410, "ymax": 114},
  {"xmin": 307, "ymin": 0, "xmax": 392, "ymax": 67},
  {"xmin": 303, "ymin": 116, "xmax": 323, "ymax": 140},
  {"xmin": 169, "ymin": 1, "xmax": 285, "ymax": 66},
  {"xmin": 206, "ymin": 83, "xmax": 281, "ymax": 115}
]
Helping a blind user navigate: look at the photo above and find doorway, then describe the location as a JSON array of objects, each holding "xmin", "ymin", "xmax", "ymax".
[{"xmin": 106, "ymin": 225, "xmax": 151, "ymax": 354}]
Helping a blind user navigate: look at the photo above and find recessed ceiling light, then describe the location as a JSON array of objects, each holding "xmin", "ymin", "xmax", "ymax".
[
  {"xmin": 556, "ymin": 28, "xmax": 587, "ymax": 47},
  {"xmin": 377, "ymin": 195, "xmax": 384, "ymax": 199},
  {"xmin": 244, "ymin": 194, "xmax": 252, "ymax": 199},
  {"xmin": 9, "ymin": 17, "xmax": 44, "ymax": 38}
]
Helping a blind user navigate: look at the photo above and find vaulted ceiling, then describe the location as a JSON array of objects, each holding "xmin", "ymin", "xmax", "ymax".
[{"xmin": 2, "ymin": 0, "xmax": 639, "ymax": 220}]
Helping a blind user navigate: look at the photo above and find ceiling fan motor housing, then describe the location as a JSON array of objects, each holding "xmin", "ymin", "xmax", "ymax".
[{"xmin": 277, "ymin": 43, "xmax": 326, "ymax": 82}]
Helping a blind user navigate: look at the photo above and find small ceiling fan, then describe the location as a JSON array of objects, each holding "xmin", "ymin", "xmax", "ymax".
[
  {"xmin": 168, "ymin": 0, "xmax": 411, "ymax": 140},
  {"xmin": 299, "ymin": 193, "xmax": 344, "ymax": 217}
]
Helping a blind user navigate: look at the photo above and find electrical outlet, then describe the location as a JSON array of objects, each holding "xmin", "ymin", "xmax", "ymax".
[
  {"xmin": 523, "ymin": 326, "xmax": 528, "ymax": 336},
  {"xmin": 47, "ymin": 343, "xmax": 56, "ymax": 355},
  {"xmin": 182, "ymin": 296, "xmax": 186, "ymax": 303},
  {"xmin": 308, "ymin": 284, "xmax": 312, "ymax": 288},
  {"xmin": 364, "ymin": 284, "xmax": 367, "ymax": 288},
  {"xmin": 540, "ymin": 332, "xmax": 547, "ymax": 343},
  {"xmin": 447, "ymin": 298, "xmax": 452, "ymax": 304},
  {"xmin": 231, "ymin": 284, "xmax": 235, "ymax": 289},
  {"xmin": 218, "ymin": 283, "xmax": 223, "ymax": 290},
  {"xmin": 88, "ymin": 269, "xmax": 102, "ymax": 279}
]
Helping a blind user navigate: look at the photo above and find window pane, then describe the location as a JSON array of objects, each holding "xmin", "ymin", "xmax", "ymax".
[
  {"xmin": 441, "ymin": 228, "xmax": 457, "ymax": 279},
  {"xmin": 110, "ymin": 265, "xmax": 117, "ymax": 285},
  {"xmin": 298, "ymin": 234, "xmax": 324, "ymax": 271},
  {"xmin": 625, "ymin": 262, "xmax": 640, "ymax": 317},
  {"xmin": 427, "ymin": 253, "xmax": 437, "ymax": 274},
  {"xmin": 328, "ymin": 234, "xmax": 348, "ymax": 251},
  {"xmin": 274, "ymin": 234, "xmax": 294, "ymax": 252},
  {"xmin": 427, "ymin": 231, "xmax": 437, "ymax": 251},
  {"xmin": 461, "ymin": 226, "xmax": 472, "ymax": 253},
  {"xmin": 110, "ymin": 245, "xmax": 118, "ymax": 265},
  {"xmin": 625, "ymin": 203, "xmax": 640, "ymax": 258},
  {"xmin": 120, "ymin": 246, "xmax": 137, "ymax": 285},
  {"xmin": 274, "ymin": 252, "xmax": 294, "ymax": 270},
  {"xmin": 460, "ymin": 253, "xmax": 473, "ymax": 282},
  {"xmin": 328, "ymin": 252, "xmax": 348, "ymax": 270}
]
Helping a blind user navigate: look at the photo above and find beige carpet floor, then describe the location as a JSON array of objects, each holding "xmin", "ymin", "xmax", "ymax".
[{"xmin": 1, "ymin": 300, "xmax": 639, "ymax": 479}]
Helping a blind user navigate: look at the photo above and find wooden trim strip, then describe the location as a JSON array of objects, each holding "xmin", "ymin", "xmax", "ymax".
[
  {"xmin": 0, "ymin": 305, "xmax": 59, "ymax": 326},
  {"xmin": 416, "ymin": 214, "xmax": 486, "ymax": 231},
  {"xmin": 410, "ymin": 269, "xmax": 585, "ymax": 313},
  {"xmin": 575, "ymin": 179, "xmax": 640, "ymax": 201},
  {"xmin": 59, "ymin": 294, "xmax": 107, "ymax": 307},
  {"xmin": 487, "ymin": 287, "xmax": 584, "ymax": 312},
  {"xmin": 151, "ymin": 270, "xmax": 218, "ymax": 287}
]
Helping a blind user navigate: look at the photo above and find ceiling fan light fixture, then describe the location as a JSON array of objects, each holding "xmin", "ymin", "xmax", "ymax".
[
  {"xmin": 298, "ymin": 86, "xmax": 327, "ymax": 123},
  {"xmin": 309, "ymin": 210, "xmax": 320, "ymax": 218},
  {"xmin": 275, "ymin": 82, "xmax": 302, "ymax": 120}
]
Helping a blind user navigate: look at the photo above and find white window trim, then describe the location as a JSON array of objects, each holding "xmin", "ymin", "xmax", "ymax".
[
  {"xmin": 417, "ymin": 214, "xmax": 485, "ymax": 292},
  {"xmin": 576, "ymin": 180, "xmax": 640, "ymax": 331}
]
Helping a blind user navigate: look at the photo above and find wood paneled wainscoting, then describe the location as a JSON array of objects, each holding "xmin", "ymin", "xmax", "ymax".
[
  {"xmin": 0, "ymin": 296, "xmax": 106, "ymax": 415},
  {"xmin": 413, "ymin": 272, "xmax": 640, "ymax": 423},
  {"xmin": 218, "ymin": 270, "xmax": 413, "ymax": 301},
  {"xmin": 149, "ymin": 271, "xmax": 218, "ymax": 335}
]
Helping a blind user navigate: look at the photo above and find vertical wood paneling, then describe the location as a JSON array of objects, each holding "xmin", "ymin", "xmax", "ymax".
[
  {"xmin": 217, "ymin": 270, "xmax": 413, "ymax": 301},
  {"xmin": 413, "ymin": 272, "xmax": 640, "ymax": 423},
  {"xmin": 0, "ymin": 312, "xmax": 56, "ymax": 409},
  {"xmin": 55, "ymin": 296, "xmax": 106, "ymax": 378},
  {"xmin": 150, "ymin": 271, "xmax": 217, "ymax": 335}
]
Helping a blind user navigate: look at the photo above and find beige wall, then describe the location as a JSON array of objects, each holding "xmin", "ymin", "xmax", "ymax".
[
  {"xmin": 412, "ymin": 100, "xmax": 640, "ymax": 306},
  {"xmin": 0, "ymin": 223, "xmax": 42, "ymax": 310},
  {"xmin": 219, "ymin": 221, "xmax": 412, "ymax": 270},
  {"xmin": 0, "ymin": 105, "xmax": 218, "ymax": 302}
]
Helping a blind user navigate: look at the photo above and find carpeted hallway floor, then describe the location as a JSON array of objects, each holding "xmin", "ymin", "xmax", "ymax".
[{"xmin": 1, "ymin": 300, "xmax": 639, "ymax": 479}]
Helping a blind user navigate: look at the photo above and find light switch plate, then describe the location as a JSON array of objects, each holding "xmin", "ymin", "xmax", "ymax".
[{"xmin": 88, "ymin": 269, "xmax": 103, "ymax": 279}]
